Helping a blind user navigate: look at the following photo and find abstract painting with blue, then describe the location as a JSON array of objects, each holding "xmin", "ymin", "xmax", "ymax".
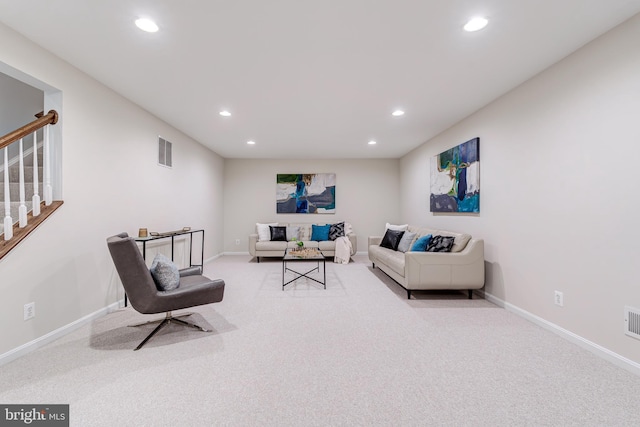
[
  {"xmin": 430, "ymin": 138, "xmax": 480, "ymax": 213},
  {"xmin": 276, "ymin": 173, "xmax": 336, "ymax": 214}
]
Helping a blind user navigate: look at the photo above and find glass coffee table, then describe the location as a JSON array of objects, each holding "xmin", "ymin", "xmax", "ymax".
[{"xmin": 282, "ymin": 248, "xmax": 326, "ymax": 290}]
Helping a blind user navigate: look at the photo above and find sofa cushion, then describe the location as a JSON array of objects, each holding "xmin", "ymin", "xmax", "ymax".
[
  {"xmin": 410, "ymin": 226, "xmax": 471, "ymax": 253},
  {"xmin": 397, "ymin": 231, "xmax": 417, "ymax": 253},
  {"xmin": 318, "ymin": 240, "xmax": 336, "ymax": 251},
  {"xmin": 370, "ymin": 245, "xmax": 405, "ymax": 276},
  {"xmin": 380, "ymin": 229, "xmax": 405, "ymax": 251},
  {"xmin": 411, "ymin": 234, "xmax": 432, "ymax": 251},
  {"xmin": 329, "ymin": 222, "xmax": 345, "ymax": 240},
  {"xmin": 311, "ymin": 224, "xmax": 331, "ymax": 241},
  {"xmin": 426, "ymin": 235, "xmax": 455, "ymax": 252},
  {"xmin": 256, "ymin": 222, "xmax": 278, "ymax": 242},
  {"xmin": 256, "ymin": 241, "xmax": 288, "ymax": 251},
  {"xmin": 270, "ymin": 226, "xmax": 287, "ymax": 241}
]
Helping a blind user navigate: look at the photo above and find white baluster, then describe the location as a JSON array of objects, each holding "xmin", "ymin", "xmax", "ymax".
[
  {"xmin": 31, "ymin": 130, "xmax": 40, "ymax": 216},
  {"xmin": 44, "ymin": 124, "xmax": 52, "ymax": 206},
  {"xmin": 18, "ymin": 138, "xmax": 27, "ymax": 227},
  {"xmin": 3, "ymin": 147, "xmax": 13, "ymax": 240}
]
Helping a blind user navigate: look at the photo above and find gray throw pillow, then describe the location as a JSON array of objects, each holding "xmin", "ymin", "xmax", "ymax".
[
  {"xmin": 286, "ymin": 226, "xmax": 300, "ymax": 241},
  {"xmin": 397, "ymin": 231, "xmax": 417, "ymax": 253},
  {"xmin": 149, "ymin": 253, "xmax": 180, "ymax": 291}
]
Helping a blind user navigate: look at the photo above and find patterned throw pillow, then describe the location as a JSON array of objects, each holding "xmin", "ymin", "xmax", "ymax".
[
  {"xmin": 269, "ymin": 226, "xmax": 287, "ymax": 241},
  {"xmin": 149, "ymin": 253, "xmax": 180, "ymax": 291},
  {"xmin": 380, "ymin": 229, "xmax": 405, "ymax": 251},
  {"xmin": 329, "ymin": 222, "xmax": 345, "ymax": 241},
  {"xmin": 425, "ymin": 235, "xmax": 455, "ymax": 252}
]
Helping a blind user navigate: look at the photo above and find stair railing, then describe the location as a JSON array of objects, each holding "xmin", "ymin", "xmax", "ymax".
[{"xmin": 0, "ymin": 110, "xmax": 58, "ymax": 241}]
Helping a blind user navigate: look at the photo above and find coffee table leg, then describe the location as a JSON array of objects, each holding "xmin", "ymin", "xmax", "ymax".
[{"xmin": 323, "ymin": 258, "xmax": 326, "ymax": 289}]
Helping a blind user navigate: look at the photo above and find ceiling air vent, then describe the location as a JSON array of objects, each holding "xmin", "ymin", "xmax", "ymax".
[
  {"xmin": 158, "ymin": 136, "xmax": 172, "ymax": 168},
  {"xmin": 624, "ymin": 306, "xmax": 640, "ymax": 340}
]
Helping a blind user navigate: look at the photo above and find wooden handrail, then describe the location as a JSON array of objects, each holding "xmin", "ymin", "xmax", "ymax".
[{"xmin": 0, "ymin": 109, "xmax": 58, "ymax": 151}]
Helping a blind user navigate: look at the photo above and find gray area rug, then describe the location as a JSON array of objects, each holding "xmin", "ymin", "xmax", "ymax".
[{"xmin": 1, "ymin": 255, "xmax": 639, "ymax": 426}]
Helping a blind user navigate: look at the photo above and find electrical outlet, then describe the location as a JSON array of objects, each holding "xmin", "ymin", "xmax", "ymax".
[
  {"xmin": 24, "ymin": 302, "xmax": 35, "ymax": 320},
  {"xmin": 235, "ymin": 239, "xmax": 240, "ymax": 245},
  {"xmin": 554, "ymin": 291, "xmax": 563, "ymax": 307}
]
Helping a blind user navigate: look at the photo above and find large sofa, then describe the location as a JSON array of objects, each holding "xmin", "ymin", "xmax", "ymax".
[
  {"xmin": 249, "ymin": 222, "xmax": 357, "ymax": 262},
  {"xmin": 368, "ymin": 225, "xmax": 484, "ymax": 299}
]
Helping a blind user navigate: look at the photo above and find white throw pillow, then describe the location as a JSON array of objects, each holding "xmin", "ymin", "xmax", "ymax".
[
  {"xmin": 385, "ymin": 223, "xmax": 408, "ymax": 231},
  {"xmin": 256, "ymin": 223, "xmax": 278, "ymax": 242}
]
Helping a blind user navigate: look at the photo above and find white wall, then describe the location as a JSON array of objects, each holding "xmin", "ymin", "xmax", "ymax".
[
  {"xmin": 0, "ymin": 72, "xmax": 43, "ymax": 135},
  {"xmin": 223, "ymin": 159, "xmax": 400, "ymax": 253},
  {"xmin": 0, "ymin": 23, "xmax": 225, "ymax": 356},
  {"xmin": 400, "ymin": 14, "xmax": 640, "ymax": 363}
]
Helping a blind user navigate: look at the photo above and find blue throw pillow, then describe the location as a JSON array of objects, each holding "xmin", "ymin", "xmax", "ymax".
[
  {"xmin": 311, "ymin": 224, "xmax": 331, "ymax": 241},
  {"xmin": 410, "ymin": 234, "xmax": 432, "ymax": 252}
]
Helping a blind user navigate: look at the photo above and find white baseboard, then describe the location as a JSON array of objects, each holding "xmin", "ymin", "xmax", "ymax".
[
  {"xmin": 483, "ymin": 291, "xmax": 640, "ymax": 377},
  {"xmin": 220, "ymin": 251, "xmax": 368, "ymax": 257},
  {"xmin": 204, "ymin": 253, "xmax": 224, "ymax": 264},
  {"xmin": 0, "ymin": 300, "xmax": 123, "ymax": 367},
  {"xmin": 221, "ymin": 251, "xmax": 249, "ymax": 257}
]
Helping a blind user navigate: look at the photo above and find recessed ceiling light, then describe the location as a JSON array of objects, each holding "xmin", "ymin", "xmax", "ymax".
[
  {"xmin": 135, "ymin": 18, "xmax": 159, "ymax": 33},
  {"xmin": 368, "ymin": 140, "xmax": 377, "ymax": 145},
  {"xmin": 247, "ymin": 140, "xmax": 256, "ymax": 145},
  {"xmin": 219, "ymin": 110, "xmax": 231, "ymax": 117},
  {"xmin": 392, "ymin": 110, "xmax": 405, "ymax": 117},
  {"xmin": 464, "ymin": 17, "xmax": 488, "ymax": 32}
]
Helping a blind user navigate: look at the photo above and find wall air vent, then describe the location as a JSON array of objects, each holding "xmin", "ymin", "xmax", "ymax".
[
  {"xmin": 624, "ymin": 306, "xmax": 640, "ymax": 340},
  {"xmin": 158, "ymin": 136, "xmax": 172, "ymax": 168}
]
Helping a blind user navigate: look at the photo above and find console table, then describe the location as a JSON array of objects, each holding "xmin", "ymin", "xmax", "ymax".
[
  {"xmin": 135, "ymin": 228, "xmax": 204, "ymax": 268},
  {"xmin": 125, "ymin": 229, "xmax": 205, "ymax": 306}
]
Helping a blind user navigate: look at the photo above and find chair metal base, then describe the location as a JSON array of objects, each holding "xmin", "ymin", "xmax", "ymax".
[{"xmin": 129, "ymin": 311, "xmax": 210, "ymax": 351}]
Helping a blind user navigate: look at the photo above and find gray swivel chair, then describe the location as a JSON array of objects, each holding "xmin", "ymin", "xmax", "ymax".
[{"xmin": 107, "ymin": 232, "xmax": 225, "ymax": 350}]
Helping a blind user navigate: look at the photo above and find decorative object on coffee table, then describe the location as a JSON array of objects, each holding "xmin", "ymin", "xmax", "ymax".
[
  {"xmin": 290, "ymin": 237, "xmax": 305, "ymax": 249},
  {"xmin": 288, "ymin": 247, "xmax": 320, "ymax": 258}
]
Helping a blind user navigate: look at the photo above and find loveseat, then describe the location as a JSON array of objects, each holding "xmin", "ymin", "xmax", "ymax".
[
  {"xmin": 249, "ymin": 222, "xmax": 357, "ymax": 262},
  {"xmin": 368, "ymin": 225, "xmax": 484, "ymax": 299}
]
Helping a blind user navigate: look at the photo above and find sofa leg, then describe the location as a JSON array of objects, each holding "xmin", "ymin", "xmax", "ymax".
[
  {"xmin": 257, "ymin": 257, "xmax": 260, "ymax": 263},
  {"xmin": 372, "ymin": 262, "xmax": 375, "ymax": 268},
  {"xmin": 468, "ymin": 290, "xmax": 472, "ymax": 299},
  {"xmin": 407, "ymin": 289, "xmax": 411, "ymax": 299}
]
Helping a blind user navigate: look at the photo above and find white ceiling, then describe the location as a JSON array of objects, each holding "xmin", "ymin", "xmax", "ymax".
[{"xmin": 1, "ymin": 1, "xmax": 639, "ymax": 159}]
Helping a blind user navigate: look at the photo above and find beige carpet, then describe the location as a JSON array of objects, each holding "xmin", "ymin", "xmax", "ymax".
[{"xmin": 1, "ymin": 254, "xmax": 640, "ymax": 426}]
